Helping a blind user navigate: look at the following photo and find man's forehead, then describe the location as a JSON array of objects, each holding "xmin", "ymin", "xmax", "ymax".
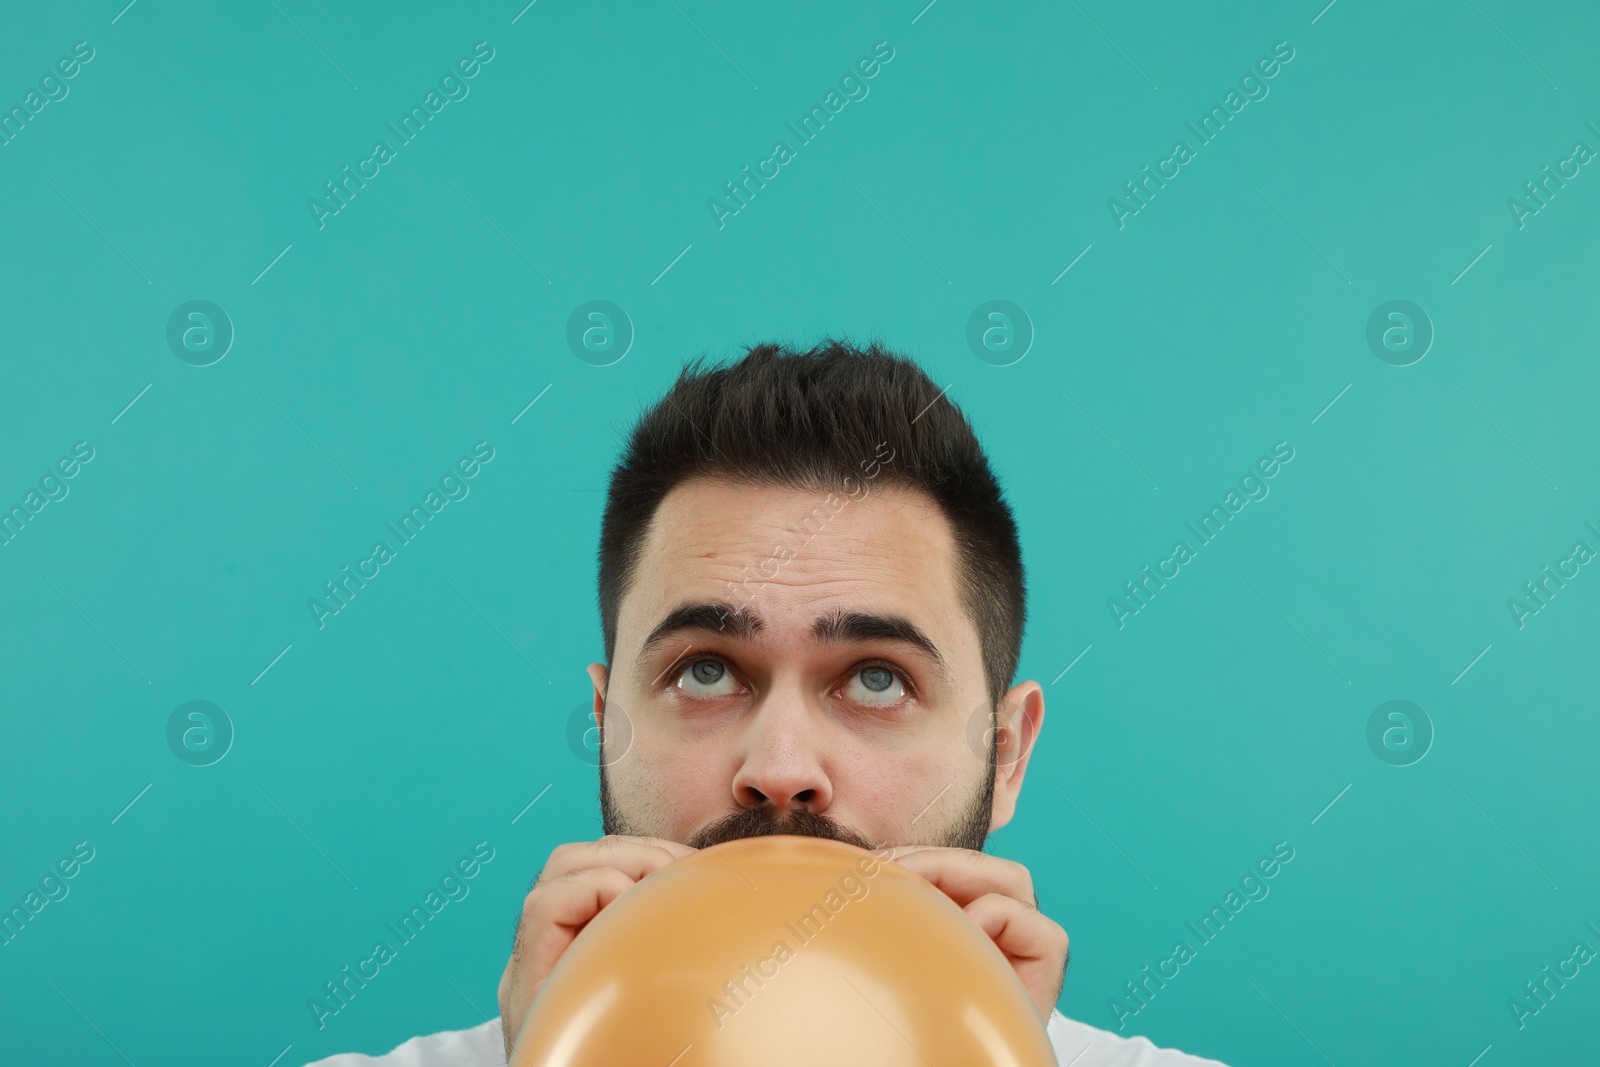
[
  {"xmin": 636, "ymin": 475, "xmax": 953, "ymax": 583},
  {"xmin": 617, "ymin": 475, "xmax": 972, "ymax": 664}
]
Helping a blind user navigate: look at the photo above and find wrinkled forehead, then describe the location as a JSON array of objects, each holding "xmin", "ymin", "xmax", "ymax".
[{"xmin": 616, "ymin": 475, "xmax": 976, "ymax": 669}]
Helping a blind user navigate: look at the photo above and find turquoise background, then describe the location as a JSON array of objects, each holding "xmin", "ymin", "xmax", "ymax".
[{"xmin": 2, "ymin": 1, "xmax": 1597, "ymax": 1064}]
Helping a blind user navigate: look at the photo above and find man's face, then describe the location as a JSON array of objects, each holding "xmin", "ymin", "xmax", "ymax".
[{"xmin": 589, "ymin": 474, "xmax": 1042, "ymax": 853}]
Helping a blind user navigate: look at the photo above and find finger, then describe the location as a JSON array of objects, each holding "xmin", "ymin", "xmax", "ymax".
[
  {"xmin": 537, "ymin": 836, "xmax": 693, "ymax": 887},
  {"xmin": 541, "ymin": 865, "xmax": 643, "ymax": 932},
  {"xmin": 599, "ymin": 834, "xmax": 698, "ymax": 860},
  {"xmin": 510, "ymin": 866, "xmax": 637, "ymax": 970},
  {"xmin": 502, "ymin": 865, "xmax": 649, "ymax": 1052},
  {"xmin": 887, "ymin": 848, "xmax": 1035, "ymax": 908},
  {"xmin": 962, "ymin": 892, "xmax": 1068, "ymax": 965}
]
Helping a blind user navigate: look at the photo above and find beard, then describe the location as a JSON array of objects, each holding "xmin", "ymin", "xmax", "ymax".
[{"xmin": 598, "ymin": 728, "xmax": 998, "ymax": 854}]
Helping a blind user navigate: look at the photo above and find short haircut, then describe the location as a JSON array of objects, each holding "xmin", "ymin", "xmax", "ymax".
[{"xmin": 598, "ymin": 338, "xmax": 1026, "ymax": 709}]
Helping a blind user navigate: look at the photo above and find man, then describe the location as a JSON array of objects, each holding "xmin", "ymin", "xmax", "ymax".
[{"xmin": 307, "ymin": 340, "xmax": 1228, "ymax": 1066}]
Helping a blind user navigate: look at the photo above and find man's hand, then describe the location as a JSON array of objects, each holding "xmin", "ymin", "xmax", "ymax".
[
  {"xmin": 884, "ymin": 846, "xmax": 1069, "ymax": 1022},
  {"xmin": 498, "ymin": 835, "xmax": 696, "ymax": 1058}
]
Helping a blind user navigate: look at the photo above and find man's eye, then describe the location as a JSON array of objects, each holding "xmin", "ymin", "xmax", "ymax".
[
  {"xmin": 675, "ymin": 658, "xmax": 739, "ymax": 697},
  {"xmin": 843, "ymin": 664, "xmax": 906, "ymax": 705}
]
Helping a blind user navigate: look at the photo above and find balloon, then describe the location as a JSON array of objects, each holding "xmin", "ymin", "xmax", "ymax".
[{"xmin": 510, "ymin": 834, "xmax": 1058, "ymax": 1066}]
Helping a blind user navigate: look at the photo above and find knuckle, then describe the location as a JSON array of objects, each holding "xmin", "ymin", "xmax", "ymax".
[{"xmin": 599, "ymin": 865, "xmax": 637, "ymax": 887}]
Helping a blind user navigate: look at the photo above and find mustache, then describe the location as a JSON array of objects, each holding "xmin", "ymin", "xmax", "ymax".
[{"xmin": 686, "ymin": 804, "xmax": 878, "ymax": 852}]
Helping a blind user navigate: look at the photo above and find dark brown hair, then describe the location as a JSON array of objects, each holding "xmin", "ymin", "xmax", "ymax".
[{"xmin": 598, "ymin": 338, "xmax": 1026, "ymax": 708}]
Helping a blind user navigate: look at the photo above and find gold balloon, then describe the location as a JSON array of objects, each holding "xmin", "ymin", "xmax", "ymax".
[{"xmin": 511, "ymin": 834, "xmax": 1058, "ymax": 1066}]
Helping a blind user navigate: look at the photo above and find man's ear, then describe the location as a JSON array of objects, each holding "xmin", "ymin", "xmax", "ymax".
[
  {"xmin": 586, "ymin": 662, "xmax": 608, "ymax": 725},
  {"xmin": 988, "ymin": 680, "xmax": 1045, "ymax": 831}
]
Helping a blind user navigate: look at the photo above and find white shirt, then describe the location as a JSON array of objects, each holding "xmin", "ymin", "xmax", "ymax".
[{"xmin": 302, "ymin": 1009, "xmax": 1230, "ymax": 1066}]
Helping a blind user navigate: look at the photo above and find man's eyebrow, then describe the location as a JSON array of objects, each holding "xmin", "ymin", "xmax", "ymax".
[
  {"xmin": 637, "ymin": 601, "xmax": 762, "ymax": 666},
  {"xmin": 635, "ymin": 602, "xmax": 952, "ymax": 687},
  {"xmin": 810, "ymin": 607, "xmax": 951, "ymax": 688}
]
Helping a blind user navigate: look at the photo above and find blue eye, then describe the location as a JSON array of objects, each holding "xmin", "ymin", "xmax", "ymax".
[
  {"xmin": 861, "ymin": 666, "xmax": 894, "ymax": 691},
  {"xmin": 844, "ymin": 664, "xmax": 907, "ymax": 705},
  {"xmin": 676, "ymin": 657, "xmax": 738, "ymax": 697}
]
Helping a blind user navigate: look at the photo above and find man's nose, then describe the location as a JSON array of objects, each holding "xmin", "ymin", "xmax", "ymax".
[{"xmin": 729, "ymin": 689, "xmax": 833, "ymax": 815}]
